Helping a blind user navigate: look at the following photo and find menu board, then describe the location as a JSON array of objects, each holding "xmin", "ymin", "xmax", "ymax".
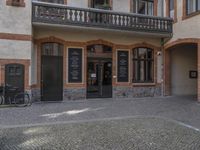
[
  {"xmin": 68, "ymin": 48, "xmax": 82, "ymax": 83},
  {"xmin": 117, "ymin": 51, "xmax": 129, "ymax": 82}
]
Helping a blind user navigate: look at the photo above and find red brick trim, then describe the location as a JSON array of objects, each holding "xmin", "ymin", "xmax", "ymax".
[
  {"xmin": 6, "ymin": 0, "xmax": 25, "ymax": 7},
  {"xmin": 86, "ymin": 39, "xmax": 114, "ymax": 47},
  {"xmin": 0, "ymin": 33, "xmax": 32, "ymax": 41},
  {"xmin": 154, "ymin": 0, "xmax": 158, "ymax": 16},
  {"xmin": 0, "ymin": 59, "xmax": 30, "ymax": 90},
  {"xmin": 164, "ymin": 38, "xmax": 199, "ymax": 49}
]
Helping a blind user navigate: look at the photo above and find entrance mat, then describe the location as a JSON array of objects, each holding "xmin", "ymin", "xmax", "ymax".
[{"xmin": 0, "ymin": 117, "xmax": 200, "ymax": 150}]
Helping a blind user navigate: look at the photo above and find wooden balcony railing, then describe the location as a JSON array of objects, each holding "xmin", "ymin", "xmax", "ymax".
[{"xmin": 32, "ymin": 1, "xmax": 173, "ymax": 35}]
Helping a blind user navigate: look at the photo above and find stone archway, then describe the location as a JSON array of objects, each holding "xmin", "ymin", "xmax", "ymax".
[{"xmin": 164, "ymin": 38, "xmax": 200, "ymax": 101}]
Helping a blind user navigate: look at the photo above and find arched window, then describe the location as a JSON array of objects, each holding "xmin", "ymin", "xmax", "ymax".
[
  {"xmin": 133, "ymin": 48, "xmax": 154, "ymax": 83},
  {"xmin": 42, "ymin": 43, "xmax": 63, "ymax": 56}
]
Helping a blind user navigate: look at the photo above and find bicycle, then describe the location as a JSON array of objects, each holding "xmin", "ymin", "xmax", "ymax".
[
  {"xmin": 0, "ymin": 84, "xmax": 32, "ymax": 107},
  {"xmin": 14, "ymin": 91, "xmax": 32, "ymax": 107},
  {"xmin": 0, "ymin": 86, "xmax": 5, "ymax": 105}
]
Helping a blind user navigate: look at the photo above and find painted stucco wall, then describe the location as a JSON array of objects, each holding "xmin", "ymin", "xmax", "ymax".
[
  {"xmin": 0, "ymin": 0, "xmax": 32, "ymax": 35},
  {"xmin": 0, "ymin": 39, "xmax": 32, "ymax": 59},
  {"xmin": 0, "ymin": 0, "xmax": 32, "ymax": 59},
  {"xmin": 171, "ymin": 45, "xmax": 197, "ymax": 95},
  {"xmin": 67, "ymin": 0, "xmax": 88, "ymax": 8},
  {"xmin": 113, "ymin": 0, "xmax": 130, "ymax": 12},
  {"xmin": 165, "ymin": 0, "xmax": 200, "ymax": 43},
  {"xmin": 34, "ymin": 27, "xmax": 161, "ymax": 46}
]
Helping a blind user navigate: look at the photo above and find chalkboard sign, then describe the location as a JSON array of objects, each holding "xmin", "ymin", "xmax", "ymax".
[
  {"xmin": 68, "ymin": 48, "xmax": 82, "ymax": 83},
  {"xmin": 117, "ymin": 51, "xmax": 129, "ymax": 82}
]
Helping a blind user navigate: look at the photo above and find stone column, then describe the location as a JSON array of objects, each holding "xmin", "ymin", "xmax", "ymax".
[{"xmin": 198, "ymin": 41, "xmax": 200, "ymax": 102}]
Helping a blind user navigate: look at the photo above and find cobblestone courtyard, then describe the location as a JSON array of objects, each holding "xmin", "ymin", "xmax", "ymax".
[{"xmin": 1, "ymin": 96, "xmax": 200, "ymax": 149}]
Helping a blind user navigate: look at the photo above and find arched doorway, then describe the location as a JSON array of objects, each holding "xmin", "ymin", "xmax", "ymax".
[
  {"xmin": 87, "ymin": 44, "xmax": 112, "ymax": 98},
  {"xmin": 165, "ymin": 41, "xmax": 198, "ymax": 97},
  {"xmin": 41, "ymin": 42, "xmax": 64, "ymax": 101}
]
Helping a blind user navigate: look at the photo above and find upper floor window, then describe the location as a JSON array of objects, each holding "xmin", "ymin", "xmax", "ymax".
[
  {"xmin": 132, "ymin": 48, "xmax": 154, "ymax": 83},
  {"xmin": 90, "ymin": 0, "xmax": 111, "ymax": 10},
  {"xmin": 132, "ymin": 0, "xmax": 154, "ymax": 16},
  {"xmin": 169, "ymin": 0, "xmax": 174, "ymax": 18},
  {"xmin": 186, "ymin": 0, "xmax": 200, "ymax": 15},
  {"xmin": 38, "ymin": 0, "xmax": 64, "ymax": 4}
]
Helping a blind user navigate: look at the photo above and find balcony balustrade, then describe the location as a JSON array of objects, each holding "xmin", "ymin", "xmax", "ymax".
[{"xmin": 32, "ymin": 1, "xmax": 173, "ymax": 35}]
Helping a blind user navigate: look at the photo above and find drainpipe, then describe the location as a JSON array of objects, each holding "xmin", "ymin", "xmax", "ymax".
[{"xmin": 160, "ymin": 38, "xmax": 165, "ymax": 97}]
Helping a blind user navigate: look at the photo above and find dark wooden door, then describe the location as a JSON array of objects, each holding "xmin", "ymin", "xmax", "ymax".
[
  {"xmin": 41, "ymin": 56, "xmax": 63, "ymax": 101},
  {"xmin": 5, "ymin": 64, "xmax": 24, "ymax": 92}
]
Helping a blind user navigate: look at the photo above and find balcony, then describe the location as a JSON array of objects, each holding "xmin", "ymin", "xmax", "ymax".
[{"xmin": 32, "ymin": 1, "xmax": 173, "ymax": 37}]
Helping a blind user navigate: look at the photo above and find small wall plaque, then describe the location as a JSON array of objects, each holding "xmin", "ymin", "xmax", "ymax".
[{"xmin": 189, "ymin": 71, "xmax": 198, "ymax": 79}]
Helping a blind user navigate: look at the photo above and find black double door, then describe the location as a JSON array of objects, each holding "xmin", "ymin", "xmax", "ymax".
[
  {"xmin": 87, "ymin": 58, "xmax": 112, "ymax": 98},
  {"xmin": 41, "ymin": 56, "xmax": 63, "ymax": 101}
]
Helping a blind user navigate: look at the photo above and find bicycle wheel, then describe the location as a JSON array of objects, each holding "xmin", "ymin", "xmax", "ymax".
[
  {"xmin": 0, "ymin": 96, "xmax": 4, "ymax": 105},
  {"xmin": 14, "ymin": 93, "xmax": 29, "ymax": 107}
]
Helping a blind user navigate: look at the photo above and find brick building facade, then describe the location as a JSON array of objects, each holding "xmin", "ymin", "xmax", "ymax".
[{"xmin": 0, "ymin": 0, "xmax": 199, "ymax": 101}]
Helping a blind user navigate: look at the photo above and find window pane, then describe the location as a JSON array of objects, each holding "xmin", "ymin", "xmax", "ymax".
[
  {"xmin": 147, "ymin": 48, "xmax": 153, "ymax": 59},
  {"xmin": 133, "ymin": 47, "xmax": 154, "ymax": 83},
  {"xmin": 139, "ymin": 61, "xmax": 145, "ymax": 82},
  {"xmin": 198, "ymin": 0, "xmax": 200, "ymax": 10},
  {"xmin": 148, "ymin": 2, "xmax": 154, "ymax": 16},
  {"xmin": 138, "ymin": 48, "xmax": 147, "ymax": 59},
  {"xmin": 132, "ymin": 0, "xmax": 137, "ymax": 13},
  {"xmin": 147, "ymin": 61, "xmax": 153, "ymax": 81},
  {"xmin": 187, "ymin": 0, "xmax": 197, "ymax": 14},
  {"xmin": 138, "ymin": 1, "xmax": 146, "ymax": 14},
  {"xmin": 169, "ymin": 0, "xmax": 174, "ymax": 10}
]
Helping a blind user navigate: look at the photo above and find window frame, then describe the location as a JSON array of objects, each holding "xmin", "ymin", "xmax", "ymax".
[
  {"xmin": 131, "ymin": 0, "xmax": 155, "ymax": 16},
  {"xmin": 89, "ymin": 0, "xmax": 112, "ymax": 10},
  {"xmin": 37, "ymin": 0, "xmax": 66, "ymax": 4},
  {"xmin": 132, "ymin": 47, "xmax": 154, "ymax": 83},
  {"xmin": 186, "ymin": 0, "xmax": 200, "ymax": 15},
  {"xmin": 183, "ymin": 0, "xmax": 200, "ymax": 20}
]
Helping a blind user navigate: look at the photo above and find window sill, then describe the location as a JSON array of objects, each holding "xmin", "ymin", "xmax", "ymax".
[
  {"xmin": 132, "ymin": 83, "xmax": 156, "ymax": 87},
  {"xmin": 182, "ymin": 11, "xmax": 200, "ymax": 20}
]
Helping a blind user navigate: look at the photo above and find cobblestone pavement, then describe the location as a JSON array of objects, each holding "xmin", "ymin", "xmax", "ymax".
[
  {"xmin": 0, "ymin": 96, "xmax": 200, "ymax": 129},
  {"xmin": 1, "ymin": 117, "xmax": 200, "ymax": 150},
  {"xmin": 1, "ymin": 96, "xmax": 200, "ymax": 149}
]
